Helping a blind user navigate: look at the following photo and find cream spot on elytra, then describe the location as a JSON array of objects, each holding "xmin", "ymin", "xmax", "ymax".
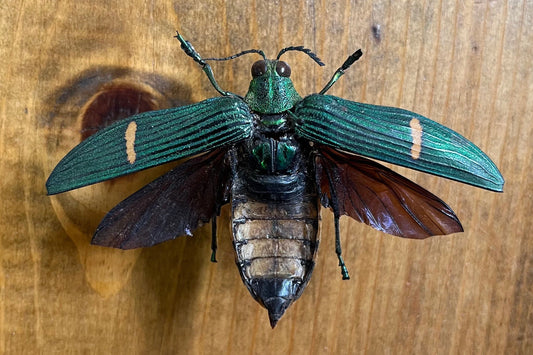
[
  {"xmin": 125, "ymin": 121, "xmax": 137, "ymax": 164},
  {"xmin": 409, "ymin": 118, "xmax": 422, "ymax": 159}
]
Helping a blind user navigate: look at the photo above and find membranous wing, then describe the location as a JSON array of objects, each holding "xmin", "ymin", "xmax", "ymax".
[
  {"xmin": 47, "ymin": 97, "xmax": 253, "ymax": 194},
  {"xmin": 92, "ymin": 149, "xmax": 231, "ymax": 249},
  {"xmin": 315, "ymin": 146, "xmax": 463, "ymax": 238},
  {"xmin": 295, "ymin": 94, "xmax": 504, "ymax": 192}
]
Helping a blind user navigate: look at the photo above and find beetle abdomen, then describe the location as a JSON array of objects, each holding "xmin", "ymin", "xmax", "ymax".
[{"xmin": 231, "ymin": 170, "xmax": 319, "ymax": 327}]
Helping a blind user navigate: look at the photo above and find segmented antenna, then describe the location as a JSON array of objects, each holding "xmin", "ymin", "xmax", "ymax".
[
  {"xmin": 276, "ymin": 46, "xmax": 325, "ymax": 66},
  {"xmin": 204, "ymin": 49, "xmax": 266, "ymax": 62}
]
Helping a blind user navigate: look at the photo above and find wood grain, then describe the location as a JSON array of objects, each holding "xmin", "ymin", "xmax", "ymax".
[{"xmin": 1, "ymin": 0, "xmax": 531, "ymax": 353}]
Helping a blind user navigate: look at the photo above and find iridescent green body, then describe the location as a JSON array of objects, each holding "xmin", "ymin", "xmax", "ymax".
[{"xmin": 46, "ymin": 32, "xmax": 504, "ymax": 327}]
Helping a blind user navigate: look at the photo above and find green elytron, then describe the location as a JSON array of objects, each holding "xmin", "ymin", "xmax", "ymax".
[{"xmin": 47, "ymin": 32, "xmax": 504, "ymax": 327}]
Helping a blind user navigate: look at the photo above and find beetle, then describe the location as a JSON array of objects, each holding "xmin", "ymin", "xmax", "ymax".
[{"xmin": 46, "ymin": 32, "xmax": 504, "ymax": 327}]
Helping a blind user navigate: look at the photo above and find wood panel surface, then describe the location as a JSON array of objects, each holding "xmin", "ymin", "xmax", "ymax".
[{"xmin": 0, "ymin": 0, "xmax": 531, "ymax": 354}]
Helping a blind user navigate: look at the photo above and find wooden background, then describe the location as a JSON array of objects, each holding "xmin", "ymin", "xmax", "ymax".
[{"xmin": 1, "ymin": 0, "xmax": 531, "ymax": 353}]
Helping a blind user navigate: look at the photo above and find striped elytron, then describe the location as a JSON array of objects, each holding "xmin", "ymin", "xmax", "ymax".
[{"xmin": 46, "ymin": 32, "xmax": 504, "ymax": 327}]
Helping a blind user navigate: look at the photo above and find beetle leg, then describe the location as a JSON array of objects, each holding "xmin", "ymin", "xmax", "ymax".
[
  {"xmin": 318, "ymin": 49, "xmax": 363, "ymax": 95},
  {"xmin": 210, "ymin": 215, "xmax": 218, "ymax": 263},
  {"xmin": 174, "ymin": 31, "xmax": 239, "ymax": 99},
  {"xmin": 333, "ymin": 208, "xmax": 350, "ymax": 280},
  {"xmin": 323, "ymin": 164, "xmax": 350, "ymax": 280}
]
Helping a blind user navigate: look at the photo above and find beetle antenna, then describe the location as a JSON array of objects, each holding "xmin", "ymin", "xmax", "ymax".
[
  {"xmin": 318, "ymin": 49, "xmax": 363, "ymax": 95},
  {"xmin": 276, "ymin": 46, "xmax": 325, "ymax": 66},
  {"xmin": 204, "ymin": 49, "xmax": 267, "ymax": 61},
  {"xmin": 174, "ymin": 31, "xmax": 238, "ymax": 98}
]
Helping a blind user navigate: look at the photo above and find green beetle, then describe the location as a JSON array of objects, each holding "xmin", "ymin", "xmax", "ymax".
[{"xmin": 47, "ymin": 32, "xmax": 504, "ymax": 327}]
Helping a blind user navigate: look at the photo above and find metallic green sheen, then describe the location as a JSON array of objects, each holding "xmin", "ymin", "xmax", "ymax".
[
  {"xmin": 252, "ymin": 143, "xmax": 270, "ymax": 170},
  {"xmin": 294, "ymin": 94, "xmax": 504, "ymax": 192},
  {"xmin": 244, "ymin": 60, "xmax": 302, "ymax": 114},
  {"xmin": 46, "ymin": 97, "xmax": 254, "ymax": 195},
  {"xmin": 251, "ymin": 141, "xmax": 297, "ymax": 171},
  {"xmin": 276, "ymin": 142, "xmax": 296, "ymax": 170},
  {"xmin": 261, "ymin": 116, "xmax": 286, "ymax": 126}
]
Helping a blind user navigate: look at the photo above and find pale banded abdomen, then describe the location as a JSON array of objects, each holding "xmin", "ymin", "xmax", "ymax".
[{"xmin": 231, "ymin": 187, "xmax": 319, "ymax": 327}]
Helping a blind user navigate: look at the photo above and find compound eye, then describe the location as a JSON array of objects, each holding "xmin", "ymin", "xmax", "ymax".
[
  {"xmin": 251, "ymin": 60, "xmax": 268, "ymax": 78},
  {"xmin": 276, "ymin": 61, "xmax": 291, "ymax": 77}
]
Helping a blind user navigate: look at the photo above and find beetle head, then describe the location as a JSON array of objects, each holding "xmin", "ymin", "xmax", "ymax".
[
  {"xmin": 243, "ymin": 46, "xmax": 324, "ymax": 114},
  {"xmin": 176, "ymin": 31, "xmax": 326, "ymax": 113},
  {"xmin": 244, "ymin": 59, "xmax": 303, "ymax": 114}
]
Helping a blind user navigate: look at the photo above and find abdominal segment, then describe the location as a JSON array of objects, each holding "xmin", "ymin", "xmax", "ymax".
[{"xmin": 231, "ymin": 186, "xmax": 319, "ymax": 327}]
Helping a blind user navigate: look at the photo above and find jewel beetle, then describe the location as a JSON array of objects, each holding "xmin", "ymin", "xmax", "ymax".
[{"xmin": 46, "ymin": 32, "xmax": 504, "ymax": 327}]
